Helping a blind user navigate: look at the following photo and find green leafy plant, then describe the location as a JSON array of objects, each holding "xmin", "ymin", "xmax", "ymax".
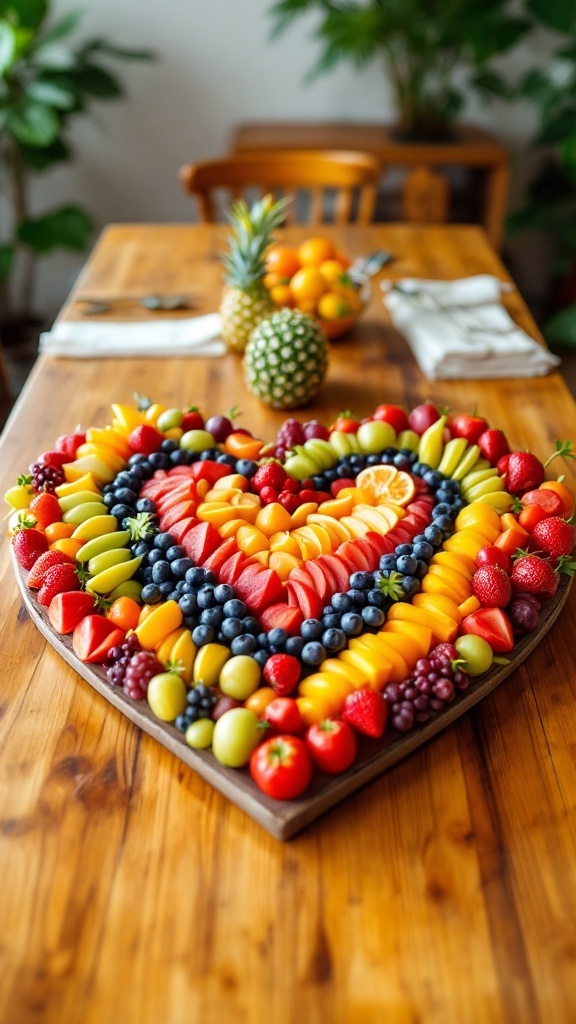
[
  {"xmin": 0, "ymin": 0, "xmax": 153, "ymax": 329},
  {"xmin": 508, "ymin": 0, "xmax": 576, "ymax": 347},
  {"xmin": 269, "ymin": 0, "xmax": 530, "ymax": 139}
]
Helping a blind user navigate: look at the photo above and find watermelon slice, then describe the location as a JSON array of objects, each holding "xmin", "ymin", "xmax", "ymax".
[
  {"xmin": 301, "ymin": 560, "xmax": 330, "ymax": 603},
  {"xmin": 169, "ymin": 517, "xmax": 199, "ymax": 545},
  {"xmin": 167, "ymin": 466, "xmax": 196, "ymax": 477},
  {"xmin": 365, "ymin": 531, "xmax": 394, "ymax": 556},
  {"xmin": 202, "ymin": 536, "xmax": 238, "ymax": 573},
  {"xmin": 315, "ymin": 554, "xmax": 351, "ymax": 594},
  {"xmin": 285, "ymin": 579, "xmax": 323, "ymax": 620},
  {"xmin": 159, "ymin": 501, "xmax": 197, "ymax": 532},
  {"xmin": 259, "ymin": 603, "xmax": 303, "ymax": 636},
  {"xmin": 353, "ymin": 537, "xmax": 381, "ymax": 569},
  {"xmin": 235, "ymin": 566, "xmax": 285, "ymax": 612},
  {"xmin": 156, "ymin": 482, "xmax": 196, "ymax": 513},
  {"xmin": 288, "ymin": 565, "xmax": 317, "ymax": 592},
  {"xmin": 182, "ymin": 522, "xmax": 222, "ymax": 564},
  {"xmin": 337, "ymin": 540, "xmax": 372, "ymax": 572},
  {"xmin": 190, "ymin": 461, "xmax": 231, "ymax": 486},
  {"xmin": 219, "ymin": 551, "xmax": 249, "ymax": 585}
]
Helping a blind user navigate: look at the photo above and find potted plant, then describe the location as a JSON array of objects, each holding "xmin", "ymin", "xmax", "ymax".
[
  {"xmin": 268, "ymin": 0, "xmax": 530, "ymax": 140},
  {"xmin": 508, "ymin": 0, "xmax": 576, "ymax": 346},
  {"xmin": 0, "ymin": 0, "xmax": 153, "ymax": 346}
]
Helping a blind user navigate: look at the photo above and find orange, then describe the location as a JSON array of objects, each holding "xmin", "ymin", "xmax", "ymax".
[
  {"xmin": 355, "ymin": 466, "xmax": 416, "ymax": 507},
  {"xmin": 540, "ymin": 480, "xmax": 575, "ymax": 518},
  {"xmin": 319, "ymin": 259, "xmax": 347, "ymax": 286},
  {"xmin": 297, "ymin": 237, "xmax": 335, "ymax": 267},
  {"xmin": 264, "ymin": 271, "xmax": 289, "ymax": 290},
  {"xmin": 45, "ymin": 521, "xmax": 75, "ymax": 543},
  {"xmin": 295, "ymin": 298, "xmax": 318, "ymax": 315},
  {"xmin": 269, "ymin": 284, "xmax": 295, "ymax": 308},
  {"xmin": 49, "ymin": 538, "xmax": 83, "ymax": 558},
  {"xmin": 265, "ymin": 244, "xmax": 301, "ymax": 279},
  {"xmin": 317, "ymin": 291, "xmax": 351, "ymax": 320},
  {"xmin": 244, "ymin": 687, "xmax": 277, "ymax": 717},
  {"xmin": 106, "ymin": 596, "xmax": 141, "ymax": 632},
  {"xmin": 289, "ymin": 265, "xmax": 326, "ymax": 303}
]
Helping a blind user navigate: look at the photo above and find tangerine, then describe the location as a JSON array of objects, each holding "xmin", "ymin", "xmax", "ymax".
[
  {"xmin": 289, "ymin": 265, "xmax": 327, "ymax": 302},
  {"xmin": 319, "ymin": 259, "xmax": 348, "ymax": 286},
  {"xmin": 269, "ymin": 284, "xmax": 295, "ymax": 308},
  {"xmin": 355, "ymin": 466, "xmax": 416, "ymax": 506},
  {"xmin": 265, "ymin": 245, "xmax": 301, "ymax": 279},
  {"xmin": 317, "ymin": 291, "xmax": 351, "ymax": 320},
  {"xmin": 297, "ymin": 237, "xmax": 335, "ymax": 267}
]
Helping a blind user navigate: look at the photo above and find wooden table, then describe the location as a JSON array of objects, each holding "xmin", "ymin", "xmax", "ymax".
[
  {"xmin": 1, "ymin": 224, "xmax": 575, "ymax": 1024},
  {"xmin": 232, "ymin": 123, "xmax": 510, "ymax": 249}
]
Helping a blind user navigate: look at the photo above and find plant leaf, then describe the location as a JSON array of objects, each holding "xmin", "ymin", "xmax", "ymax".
[
  {"xmin": 0, "ymin": 20, "xmax": 17, "ymax": 75},
  {"xmin": 35, "ymin": 10, "xmax": 82, "ymax": 47},
  {"xmin": 21, "ymin": 135, "xmax": 70, "ymax": 169},
  {"xmin": 0, "ymin": 0, "xmax": 47, "ymax": 30},
  {"xmin": 528, "ymin": 0, "xmax": 576, "ymax": 33},
  {"xmin": 79, "ymin": 38, "xmax": 155, "ymax": 61},
  {"xmin": 6, "ymin": 98, "xmax": 60, "ymax": 146},
  {"xmin": 25, "ymin": 78, "xmax": 75, "ymax": 109},
  {"xmin": 70, "ymin": 62, "xmax": 123, "ymax": 98},
  {"xmin": 17, "ymin": 205, "xmax": 93, "ymax": 253},
  {"xmin": 0, "ymin": 243, "xmax": 15, "ymax": 281},
  {"xmin": 544, "ymin": 304, "xmax": 576, "ymax": 349}
]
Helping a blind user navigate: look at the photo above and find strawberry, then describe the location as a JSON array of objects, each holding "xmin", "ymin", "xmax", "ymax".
[
  {"xmin": 504, "ymin": 451, "xmax": 545, "ymax": 494},
  {"xmin": 451, "ymin": 413, "xmax": 488, "ymax": 445},
  {"xmin": 12, "ymin": 527, "xmax": 49, "ymax": 569},
  {"xmin": 252, "ymin": 463, "xmax": 287, "ymax": 493},
  {"xmin": 38, "ymin": 563, "xmax": 81, "ymax": 606},
  {"xmin": 55, "ymin": 430, "xmax": 86, "ymax": 459},
  {"xmin": 475, "ymin": 545, "xmax": 511, "ymax": 573},
  {"xmin": 511, "ymin": 554, "xmax": 559, "ymax": 600},
  {"xmin": 28, "ymin": 550, "xmax": 74, "ymax": 589},
  {"xmin": 128, "ymin": 424, "xmax": 164, "ymax": 455},
  {"xmin": 259, "ymin": 485, "xmax": 280, "ymax": 505},
  {"xmin": 472, "ymin": 565, "xmax": 512, "ymax": 608},
  {"xmin": 48, "ymin": 591, "xmax": 97, "ymax": 634},
  {"xmin": 342, "ymin": 687, "xmax": 388, "ymax": 738},
  {"xmin": 461, "ymin": 607, "xmax": 514, "ymax": 653},
  {"xmin": 181, "ymin": 408, "xmax": 204, "ymax": 431},
  {"xmin": 29, "ymin": 491, "xmax": 62, "ymax": 529},
  {"xmin": 263, "ymin": 653, "xmax": 301, "ymax": 696},
  {"xmin": 531, "ymin": 517, "xmax": 575, "ymax": 558},
  {"xmin": 477, "ymin": 428, "xmax": 509, "ymax": 465}
]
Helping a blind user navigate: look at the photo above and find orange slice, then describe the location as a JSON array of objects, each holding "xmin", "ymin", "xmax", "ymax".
[{"xmin": 355, "ymin": 466, "xmax": 416, "ymax": 507}]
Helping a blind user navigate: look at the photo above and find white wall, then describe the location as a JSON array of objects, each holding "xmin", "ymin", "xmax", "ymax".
[{"xmin": 34, "ymin": 0, "xmax": 546, "ymax": 318}]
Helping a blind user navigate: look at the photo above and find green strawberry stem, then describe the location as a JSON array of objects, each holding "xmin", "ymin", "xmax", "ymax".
[
  {"xmin": 555, "ymin": 555, "xmax": 576, "ymax": 576},
  {"xmin": 377, "ymin": 571, "xmax": 405, "ymax": 602},
  {"xmin": 134, "ymin": 392, "xmax": 152, "ymax": 411},
  {"xmin": 544, "ymin": 440, "xmax": 576, "ymax": 468}
]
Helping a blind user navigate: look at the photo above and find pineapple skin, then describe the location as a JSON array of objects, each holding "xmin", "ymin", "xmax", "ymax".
[
  {"xmin": 220, "ymin": 282, "xmax": 275, "ymax": 355},
  {"xmin": 244, "ymin": 308, "xmax": 329, "ymax": 409}
]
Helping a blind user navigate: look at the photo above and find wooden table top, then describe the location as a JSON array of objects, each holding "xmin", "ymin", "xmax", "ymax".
[{"xmin": 1, "ymin": 223, "xmax": 576, "ymax": 1024}]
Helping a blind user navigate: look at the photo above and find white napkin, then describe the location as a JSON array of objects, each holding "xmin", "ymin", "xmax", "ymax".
[
  {"xmin": 382, "ymin": 275, "xmax": 560, "ymax": 380},
  {"xmin": 39, "ymin": 313, "xmax": 226, "ymax": 358}
]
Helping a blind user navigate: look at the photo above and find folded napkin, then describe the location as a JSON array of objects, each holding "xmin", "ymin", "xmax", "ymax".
[
  {"xmin": 40, "ymin": 313, "xmax": 226, "ymax": 358},
  {"xmin": 382, "ymin": 275, "xmax": 560, "ymax": 380}
]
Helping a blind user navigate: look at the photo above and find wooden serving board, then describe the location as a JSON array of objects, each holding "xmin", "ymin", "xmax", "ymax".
[{"xmin": 13, "ymin": 549, "xmax": 572, "ymax": 840}]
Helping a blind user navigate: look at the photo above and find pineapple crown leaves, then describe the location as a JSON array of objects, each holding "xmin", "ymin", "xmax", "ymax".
[
  {"xmin": 376, "ymin": 570, "xmax": 405, "ymax": 602},
  {"xmin": 222, "ymin": 194, "xmax": 291, "ymax": 289},
  {"xmin": 544, "ymin": 439, "xmax": 576, "ymax": 468},
  {"xmin": 125, "ymin": 512, "xmax": 156, "ymax": 541}
]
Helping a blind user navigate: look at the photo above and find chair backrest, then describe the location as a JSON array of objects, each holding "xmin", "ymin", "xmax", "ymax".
[{"xmin": 179, "ymin": 150, "xmax": 381, "ymax": 224}]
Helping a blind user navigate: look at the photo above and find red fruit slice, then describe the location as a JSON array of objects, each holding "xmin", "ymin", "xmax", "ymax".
[
  {"xmin": 288, "ymin": 565, "xmax": 318, "ymax": 592},
  {"xmin": 309, "ymin": 556, "xmax": 339, "ymax": 599},
  {"xmin": 156, "ymin": 482, "xmax": 196, "ymax": 513},
  {"xmin": 315, "ymin": 554, "xmax": 350, "ymax": 593},
  {"xmin": 167, "ymin": 466, "xmax": 196, "ymax": 477},
  {"xmin": 285, "ymin": 579, "xmax": 323, "ymax": 620},
  {"xmin": 182, "ymin": 522, "xmax": 222, "ymax": 564},
  {"xmin": 387, "ymin": 527, "xmax": 413, "ymax": 547},
  {"xmin": 353, "ymin": 537, "xmax": 381, "ymax": 570},
  {"xmin": 48, "ymin": 591, "xmax": 97, "ymax": 634},
  {"xmin": 169, "ymin": 517, "xmax": 200, "ymax": 545},
  {"xmin": 301, "ymin": 559, "xmax": 331, "ymax": 603},
  {"xmin": 259, "ymin": 603, "xmax": 303, "ymax": 636},
  {"xmin": 337, "ymin": 540, "xmax": 371, "ymax": 573},
  {"xmin": 365, "ymin": 531, "xmax": 394, "ymax": 556},
  {"xmin": 202, "ymin": 537, "xmax": 238, "ymax": 573},
  {"xmin": 72, "ymin": 615, "xmax": 125, "ymax": 663},
  {"xmin": 521, "ymin": 489, "xmax": 564, "ymax": 516},
  {"xmin": 460, "ymin": 607, "xmax": 514, "ymax": 653},
  {"xmin": 236, "ymin": 566, "xmax": 284, "ymax": 612},
  {"xmin": 190, "ymin": 461, "xmax": 231, "ymax": 486},
  {"xmin": 219, "ymin": 551, "xmax": 249, "ymax": 585},
  {"xmin": 159, "ymin": 501, "xmax": 197, "ymax": 532}
]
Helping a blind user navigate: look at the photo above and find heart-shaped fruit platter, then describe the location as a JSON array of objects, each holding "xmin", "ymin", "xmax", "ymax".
[{"xmin": 6, "ymin": 399, "xmax": 575, "ymax": 839}]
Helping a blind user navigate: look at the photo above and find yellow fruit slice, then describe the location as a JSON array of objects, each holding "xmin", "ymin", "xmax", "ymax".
[
  {"xmin": 339, "ymin": 515, "xmax": 370, "ymax": 538},
  {"xmin": 296, "ymin": 696, "xmax": 332, "ymax": 728},
  {"xmin": 320, "ymin": 658, "xmax": 367, "ymax": 689},
  {"xmin": 298, "ymin": 673, "xmax": 354, "ymax": 715},
  {"xmin": 236, "ymin": 525, "xmax": 270, "ymax": 555},
  {"xmin": 268, "ymin": 552, "xmax": 302, "ymax": 580},
  {"xmin": 386, "ymin": 603, "xmax": 458, "ymax": 644},
  {"xmin": 356, "ymin": 466, "xmax": 416, "ymax": 506},
  {"xmin": 382, "ymin": 621, "xmax": 432, "ymax": 660},
  {"xmin": 335, "ymin": 486, "xmax": 375, "ymax": 506},
  {"xmin": 412, "ymin": 593, "xmax": 463, "ymax": 624},
  {"xmin": 373, "ymin": 631, "xmax": 422, "ymax": 671},
  {"xmin": 192, "ymin": 643, "xmax": 230, "ymax": 686},
  {"xmin": 135, "ymin": 600, "xmax": 183, "ymax": 651},
  {"xmin": 338, "ymin": 648, "xmax": 391, "ymax": 690},
  {"xmin": 269, "ymin": 531, "xmax": 302, "ymax": 556},
  {"xmin": 156, "ymin": 627, "xmax": 188, "ymax": 665},
  {"xmin": 430, "ymin": 550, "xmax": 476, "ymax": 579},
  {"xmin": 196, "ymin": 502, "xmax": 240, "ymax": 528},
  {"xmin": 255, "ymin": 503, "xmax": 293, "ymax": 537},
  {"xmin": 306, "ymin": 513, "xmax": 351, "ymax": 545},
  {"xmin": 290, "ymin": 501, "xmax": 319, "ymax": 528},
  {"xmin": 352, "ymin": 635, "xmax": 408, "ymax": 682}
]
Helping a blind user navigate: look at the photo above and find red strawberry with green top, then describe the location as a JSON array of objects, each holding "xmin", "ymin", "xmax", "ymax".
[
  {"xmin": 461, "ymin": 607, "xmax": 514, "ymax": 653},
  {"xmin": 38, "ymin": 562, "xmax": 81, "ymax": 606},
  {"xmin": 28, "ymin": 550, "xmax": 74, "ymax": 589},
  {"xmin": 29, "ymin": 491, "xmax": 62, "ymax": 529},
  {"xmin": 477, "ymin": 428, "xmax": 510, "ymax": 465},
  {"xmin": 511, "ymin": 554, "xmax": 559, "ymax": 600},
  {"xmin": 451, "ymin": 413, "xmax": 488, "ymax": 445},
  {"xmin": 504, "ymin": 451, "xmax": 545, "ymax": 494},
  {"xmin": 12, "ymin": 527, "xmax": 49, "ymax": 570},
  {"xmin": 472, "ymin": 565, "xmax": 512, "ymax": 608},
  {"xmin": 531, "ymin": 517, "xmax": 575, "ymax": 558},
  {"xmin": 263, "ymin": 652, "xmax": 301, "ymax": 696},
  {"xmin": 55, "ymin": 430, "xmax": 86, "ymax": 459},
  {"xmin": 252, "ymin": 462, "xmax": 286, "ymax": 493},
  {"xmin": 48, "ymin": 591, "xmax": 97, "ymax": 634},
  {"xmin": 342, "ymin": 687, "xmax": 388, "ymax": 738},
  {"xmin": 128, "ymin": 424, "xmax": 164, "ymax": 455}
]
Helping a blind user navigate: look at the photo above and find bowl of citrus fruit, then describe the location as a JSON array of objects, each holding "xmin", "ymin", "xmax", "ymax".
[{"xmin": 264, "ymin": 236, "xmax": 370, "ymax": 340}]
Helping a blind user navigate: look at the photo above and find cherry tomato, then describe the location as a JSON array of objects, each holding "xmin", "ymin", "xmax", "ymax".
[
  {"xmin": 331, "ymin": 411, "xmax": 361, "ymax": 433},
  {"xmin": 305, "ymin": 719, "xmax": 357, "ymax": 774},
  {"xmin": 264, "ymin": 697, "xmax": 303, "ymax": 735},
  {"xmin": 450, "ymin": 413, "xmax": 488, "ymax": 445},
  {"xmin": 250, "ymin": 735, "xmax": 312, "ymax": 800},
  {"xmin": 372, "ymin": 404, "xmax": 409, "ymax": 433}
]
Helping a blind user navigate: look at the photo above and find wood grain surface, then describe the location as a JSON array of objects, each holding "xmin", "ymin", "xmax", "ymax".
[{"xmin": 1, "ymin": 224, "xmax": 576, "ymax": 1023}]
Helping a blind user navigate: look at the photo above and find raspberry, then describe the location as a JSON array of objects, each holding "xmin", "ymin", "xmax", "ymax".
[{"xmin": 252, "ymin": 463, "xmax": 287, "ymax": 493}]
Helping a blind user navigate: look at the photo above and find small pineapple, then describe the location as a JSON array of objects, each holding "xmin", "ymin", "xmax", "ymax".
[
  {"xmin": 220, "ymin": 194, "xmax": 289, "ymax": 354},
  {"xmin": 244, "ymin": 308, "xmax": 329, "ymax": 409}
]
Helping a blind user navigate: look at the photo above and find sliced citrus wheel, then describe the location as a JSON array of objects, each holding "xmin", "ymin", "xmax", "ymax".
[{"xmin": 355, "ymin": 466, "xmax": 416, "ymax": 507}]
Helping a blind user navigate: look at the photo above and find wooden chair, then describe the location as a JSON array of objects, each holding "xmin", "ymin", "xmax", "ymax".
[{"xmin": 179, "ymin": 150, "xmax": 381, "ymax": 224}]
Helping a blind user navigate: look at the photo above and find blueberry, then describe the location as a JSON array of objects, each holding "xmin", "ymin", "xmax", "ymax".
[
  {"xmin": 361, "ymin": 606, "xmax": 385, "ymax": 628},
  {"xmin": 186, "ymin": 567, "xmax": 213, "ymax": 587},
  {"xmin": 103, "ymin": 493, "xmax": 116, "ymax": 508},
  {"xmin": 395, "ymin": 543, "xmax": 413, "ymax": 557},
  {"xmin": 128, "ymin": 453, "xmax": 147, "ymax": 468},
  {"xmin": 435, "ymin": 489, "xmax": 457, "ymax": 506},
  {"xmin": 337, "ymin": 463, "xmax": 353, "ymax": 478},
  {"xmin": 178, "ymin": 593, "xmax": 198, "ymax": 616},
  {"xmin": 379, "ymin": 554, "xmax": 397, "ymax": 572},
  {"xmin": 331, "ymin": 593, "xmax": 352, "ymax": 613},
  {"xmin": 152, "ymin": 560, "xmax": 172, "ymax": 584},
  {"xmin": 349, "ymin": 571, "xmax": 373, "ymax": 591},
  {"xmin": 435, "ymin": 514, "xmax": 454, "ymax": 535},
  {"xmin": 349, "ymin": 454, "xmax": 365, "ymax": 469},
  {"xmin": 115, "ymin": 487, "xmax": 137, "ymax": 505},
  {"xmin": 110, "ymin": 503, "xmax": 132, "ymax": 521},
  {"xmin": 423, "ymin": 470, "xmax": 443, "ymax": 490},
  {"xmin": 267, "ymin": 627, "xmax": 288, "ymax": 648},
  {"xmin": 340, "ymin": 612, "xmax": 363, "ymax": 637},
  {"xmin": 322, "ymin": 628, "xmax": 346, "ymax": 653},
  {"xmin": 311, "ymin": 475, "xmax": 326, "ymax": 490},
  {"xmin": 285, "ymin": 636, "xmax": 305, "ymax": 657},
  {"xmin": 148, "ymin": 452, "xmax": 171, "ymax": 470},
  {"xmin": 300, "ymin": 618, "xmax": 324, "ymax": 640},
  {"xmin": 171, "ymin": 557, "xmax": 193, "ymax": 579},
  {"xmin": 393, "ymin": 454, "xmax": 411, "ymax": 471},
  {"xmin": 444, "ymin": 479, "xmax": 461, "ymax": 494},
  {"xmin": 396, "ymin": 554, "xmax": 418, "ymax": 575},
  {"xmin": 135, "ymin": 497, "xmax": 156, "ymax": 514},
  {"xmin": 140, "ymin": 566, "xmax": 153, "ymax": 583},
  {"xmin": 133, "ymin": 541, "xmax": 151, "ymax": 558},
  {"xmin": 241, "ymin": 616, "xmax": 260, "ymax": 636},
  {"xmin": 257, "ymin": 632, "xmax": 269, "ymax": 650},
  {"xmin": 253, "ymin": 649, "xmax": 269, "ymax": 668},
  {"xmin": 413, "ymin": 541, "xmax": 433, "ymax": 561},
  {"xmin": 424, "ymin": 524, "xmax": 443, "ymax": 546},
  {"xmin": 401, "ymin": 576, "xmax": 421, "ymax": 597},
  {"xmin": 323, "ymin": 469, "xmax": 338, "ymax": 484},
  {"xmin": 367, "ymin": 588, "xmax": 385, "ymax": 608},
  {"xmin": 380, "ymin": 451, "xmax": 396, "ymax": 465},
  {"xmin": 175, "ymin": 714, "xmax": 189, "ymax": 733},
  {"xmin": 432, "ymin": 502, "xmax": 454, "ymax": 519},
  {"xmin": 147, "ymin": 548, "xmax": 164, "ymax": 566},
  {"xmin": 366, "ymin": 453, "xmax": 382, "ymax": 466},
  {"xmin": 231, "ymin": 634, "xmax": 256, "ymax": 656},
  {"xmin": 301, "ymin": 641, "xmax": 326, "ymax": 666},
  {"xmin": 221, "ymin": 617, "xmax": 244, "ymax": 640},
  {"xmin": 223, "ymin": 598, "xmax": 246, "ymax": 619},
  {"xmin": 154, "ymin": 533, "xmax": 176, "ymax": 552},
  {"xmin": 235, "ymin": 459, "xmax": 258, "ymax": 479},
  {"xmin": 158, "ymin": 581, "xmax": 174, "ymax": 597},
  {"xmin": 415, "ymin": 559, "xmax": 429, "ymax": 579},
  {"xmin": 141, "ymin": 583, "xmax": 161, "ymax": 603},
  {"xmin": 161, "ymin": 438, "xmax": 178, "ymax": 453},
  {"xmin": 197, "ymin": 585, "xmax": 215, "ymax": 609},
  {"xmin": 166, "ymin": 589, "xmax": 180, "ymax": 602},
  {"xmin": 214, "ymin": 583, "xmax": 234, "ymax": 604},
  {"xmin": 192, "ymin": 624, "xmax": 215, "ymax": 646},
  {"xmin": 347, "ymin": 588, "xmax": 367, "ymax": 609},
  {"xmin": 322, "ymin": 612, "xmax": 342, "ymax": 630},
  {"xmin": 200, "ymin": 607, "xmax": 223, "ymax": 629},
  {"xmin": 166, "ymin": 545, "xmax": 185, "ymax": 562},
  {"xmin": 170, "ymin": 449, "xmax": 192, "ymax": 466},
  {"xmin": 216, "ymin": 452, "xmax": 237, "ymax": 466}
]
